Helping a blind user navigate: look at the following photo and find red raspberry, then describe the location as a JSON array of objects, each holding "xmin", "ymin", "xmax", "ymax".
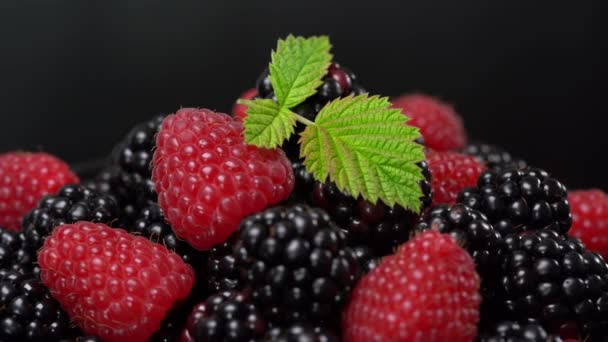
[
  {"xmin": 568, "ymin": 189, "xmax": 608, "ymax": 259},
  {"xmin": 0, "ymin": 152, "xmax": 79, "ymax": 231},
  {"xmin": 426, "ymin": 150, "xmax": 487, "ymax": 205},
  {"xmin": 392, "ymin": 93, "xmax": 467, "ymax": 151},
  {"xmin": 231, "ymin": 88, "xmax": 257, "ymax": 122},
  {"xmin": 38, "ymin": 221, "xmax": 195, "ymax": 342},
  {"xmin": 343, "ymin": 230, "xmax": 481, "ymax": 342},
  {"xmin": 152, "ymin": 108, "xmax": 294, "ymax": 250}
]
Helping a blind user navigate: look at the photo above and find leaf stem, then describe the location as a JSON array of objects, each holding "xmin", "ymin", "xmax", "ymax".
[{"xmin": 293, "ymin": 113, "xmax": 315, "ymax": 126}]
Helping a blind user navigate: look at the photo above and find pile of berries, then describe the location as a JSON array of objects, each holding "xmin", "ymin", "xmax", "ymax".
[{"xmin": 1, "ymin": 50, "xmax": 606, "ymax": 342}]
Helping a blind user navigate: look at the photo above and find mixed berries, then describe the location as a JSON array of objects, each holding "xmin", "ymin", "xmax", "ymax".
[{"xmin": 1, "ymin": 36, "xmax": 606, "ymax": 342}]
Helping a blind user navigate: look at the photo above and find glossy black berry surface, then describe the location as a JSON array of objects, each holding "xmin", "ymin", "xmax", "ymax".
[
  {"xmin": 256, "ymin": 63, "xmax": 367, "ymax": 161},
  {"xmin": 458, "ymin": 167, "xmax": 572, "ymax": 236},
  {"xmin": 182, "ymin": 291, "xmax": 267, "ymax": 342},
  {"xmin": 232, "ymin": 205, "xmax": 361, "ymax": 327},
  {"xmin": 478, "ymin": 321, "xmax": 562, "ymax": 342},
  {"xmin": 292, "ymin": 161, "xmax": 432, "ymax": 257},
  {"xmin": 266, "ymin": 323, "xmax": 338, "ymax": 342},
  {"xmin": 463, "ymin": 143, "xmax": 527, "ymax": 170},
  {"xmin": 0, "ymin": 269, "xmax": 79, "ymax": 341},
  {"xmin": 0, "ymin": 230, "xmax": 39, "ymax": 277},
  {"xmin": 205, "ymin": 238, "xmax": 241, "ymax": 294},
  {"xmin": 22, "ymin": 184, "xmax": 118, "ymax": 252},
  {"xmin": 497, "ymin": 229, "xmax": 608, "ymax": 338}
]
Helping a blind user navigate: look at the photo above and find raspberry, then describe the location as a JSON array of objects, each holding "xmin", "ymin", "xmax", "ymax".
[
  {"xmin": 0, "ymin": 152, "xmax": 79, "ymax": 231},
  {"xmin": 256, "ymin": 62, "xmax": 367, "ymax": 161},
  {"xmin": 152, "ymin": 108, "xmax": 294, "ymax": 250},
  {"xmin": 479, "ymin": 321, "xmax": 563, "ymax": 342},
  {"xmin": 497, "ymin": 229, "xmax": 608, "ymax": 338},
  {"xmin": 392, "ymin": 93, "xmax": 467, "ymax": 151},
  {"xmin": 38, "ymin": 222, "xmax": 195, "ymax": 342},
  {"xmin": 0, "ymin": 230, "xmax": 39, "ymax": 277},
  {"xmin": 22, "ymin": 184, "xmax": 119, "ymax": 253},
  {"xmin": 426, "ymin": 150, "xmax": 487, "ymax": 205},
  {"xmin": 343, "ymin": 230, "xmax": 481, "ymax": 342},
  {"xmin": 292, "ymin": 160, "xmax": 432, "ymax": 257},
  {"xmin": 231, "ymin": 88, "xmax": 257, "ymax": 122},
  {"xmin": 568, "ymin": 190, "xmax": 608, "ymax": 260},
  {"xmin": 232, "ymin": 205, "xmax": 361, "ymax": 328},
  {"xmin": 181, "ymin": 291, "xmax": 267, "ymax": 342},
  {"xmin": 462, "ymin": 142, "xmax": 527, "ymax": 169},
  {"xmin": 458, "ymin": 167, "xmax": 572, "ymax": 236}
]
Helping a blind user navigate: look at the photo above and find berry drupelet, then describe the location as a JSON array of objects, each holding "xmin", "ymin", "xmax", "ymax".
[
  {"xmin": 256, "ymin": 62, "xmax": 367, "ymax": 161},
  {"xmin": 0, "ymin": 230, "xmax": 39, "ymax": 277},
  {"xmin": 181, "ymin": 291, "xmax": 267, "ymax": 342},
  {"xmin": 462, "ymin": 142, "xmax": 527, "ymax": 170},
  {"xmin": 83, "ymin": 166, "xmax": 139, "ymax": 226},
  {"xmin": 205, "ymin": 237, "xmax": 241, "ymax": 294},
  {"xmin": 498, "ymin": 229, "xmax": 608, "ymax": 338},
  {"xmin": 232, "ymin": 204, "xmax": 361, "ymax": 328},
  {"xmin": 266, "ymin": 323, "xmax": 338, "ymax": 342},
  {"xmin": 21, "ymin": 184, "xmax": 119, "ymax": 253},
  {"xmin": 0, "ymin": 269, "xmax": 80, "ymax": 341},
  {"xmin": 478, "ymin": 321, "xmax": 563, "ymax": 342},
  {"xmin": 458, "ymin": 167, "xmax": 572, "ymax": 236},
  {"xmin": 292, "ymin": 161, "xmax": 432, "ymax": 257}
]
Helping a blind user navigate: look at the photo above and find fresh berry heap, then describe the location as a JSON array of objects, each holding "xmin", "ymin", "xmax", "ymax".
[
  {"xmin": 38, "ymin": 222, "xmax": 195, "ymax": 342},
  {"xmin": 426, "ymin": 150, "xmax": 487, "ymax": 205},
  {"xmin": 231, "ymin": 205, "xmax": 361, "ymax": 329},
  {"xmin": 568, "ymin": 189, "xmax": 608, "ymax": 260},
  {"xmin": 496, "ymin": 229, "xmax": 608, "ymax": 337},
  {"xmin": 182, "ymin": 291, "xmax": 267, "ymax": 342},
  {"xmin": 0, "ymin": 152, "xmax": 79, "ymax": 231},
  {"xmin": 343, "ymin": 230, "xmax": 481, "ymax": 342},
  {"xmin": 478, "ymin": 321, "xmax": 563, "ymax": 342},
  {"xmin": 462, "ymin": 142, "xmax": 527, "ymax": 169},
  {"xmin": 1, "ymin": 34, "xmax": 606, "ymax": 341},
  {"xmin": 152, "ymin": 108, "xmax": 294, "ymax": 251},
  {"xmin": 392, "ymin": 93, "xmax": 467, "ymax": 151},
  {"xmin": 458, "ymin": 167, "xmax": 572, "ymax": 236},
  {"xmin": 254, "ymin": 62, "xmax": 366, "ymax": 161},
  {"xmin": 292, "ymin": 161, "xmax": 432, "ymax": 257},
  {"xmin": 22, "ymin": 184, "xmax": 119, "ymax": 253}
]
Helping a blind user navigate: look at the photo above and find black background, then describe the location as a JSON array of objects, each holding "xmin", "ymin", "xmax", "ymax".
[{"xmin": 0, "ymin": 1, "xmax": 606, "ymax": 190}]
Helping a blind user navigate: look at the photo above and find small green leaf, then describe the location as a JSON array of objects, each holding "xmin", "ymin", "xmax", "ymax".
[
  {"xmin": 300, "ymin": 95, "xmax": 426, "ymax": 212},
  {"xmin": 269, "ymin": 35, "xmax": 333, "ymax": 109},
  {"xmin": 241, "ymin": 99, "xmax": 297, "ymax": 148}
]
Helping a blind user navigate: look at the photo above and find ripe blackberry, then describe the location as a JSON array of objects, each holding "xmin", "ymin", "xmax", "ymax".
[
  {"xmin": 266, "ymin": 323, "xmax": 338, "ymax": 342},
  {"xmin": 497, "ymin": 229, "xmax": 608, "ymax": 338},
  {"xmin": 292, "ymin": 160, "xmax": 432, "ymax": 257},
  {"xmin": 0, "ymin": 230, "xmax": 39, "ymax": 277},
  {"xmin": 181, "ymin": 291, "xmax": 267, "ymax": 342},
  {"xmin": 256, "ymin": 63, "xmax": 367, "ymax": 161},
  {"xmin": 415, "ymin": 204, "xmax": 504, "ymax": 285},
  {"xmin": 205, "ymin": 237, "xmax": 241, "ymax": 293},
  {"xmin": 479, "ymin": 321, "xmax": 562, "ymax": 342},
  {"xmin": 0, "ymin": 269, "xmax": 79, "ymax": 341},
  {"xmin": 21, "ymin": 184, "xmax": 119, "ymax": 252},
  {"xmin": 462, "ymin": 142, "xmax": 527, "ymax": 169},
  {"xmin": 83, "ymin": 166, "xmax": 138, "ymax": 226},
  {"xmin": 131, "ymin": 204, "xmax": 204, "ymax": 267},
  {"xmin": 458, "ymin": 167, "xmax": 572, "ymax": 236},
  {"xmin": 232, "ymin": 204, "xmax": 361, "ymax": 327}
]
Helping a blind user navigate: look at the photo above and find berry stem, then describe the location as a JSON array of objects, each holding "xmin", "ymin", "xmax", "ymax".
[{"xmin": 293, "ymin": 112, "xmax": 315, "ymax": 126}]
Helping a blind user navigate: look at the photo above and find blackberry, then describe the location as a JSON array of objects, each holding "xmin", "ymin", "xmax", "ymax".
[
  {"xmin": 132, "ymin": 204, "xmax": 204, "ymax": 267},
  {"xmin": 266, "ymin": 323, "xmax": 338, "ymax": 342},
  {"xmin": 0, "ymin": 269, "xmax": 78, "ymax": 341},
  {"xmin": 182, "ymin": 291, "xmax": 267, "ymax": 342},
  {"xmin": 0, "ymin": 230, "xmax": 39, "ymax": 277},
  {"xmin": 232, "ymin": 204, "xmax": 361, "ymax": 327},
  {"xmin": 205, "ymin": 237, "xmax": 241, "ymax": 294},
  {"xmin": 462, "ymin": 142, "xmax": 527, "ymax": 170},
  {"xmin": 415, "ymin": 204, "xmax": 504, "ymax": 285},
  {"xmin": 22, "ymin": 184, "xmax": 119, "ymax": 253},
  {"xmin": 292, "ymin": 160, "xmax": 432, "ymax": 257},
  {"xmin": 256, "ymin": 63, "xmax": 367, "ymax": 161},
  {"xmin": 457, "ymin": 167, "xmax": 572, "ymax": 236},
  {"xmin": 497, "ymin": 229, "xmax": 608, "ymax": 338},
  {"xmin": 83, "ymin": 166, "xmax": 138, "ymax": 226},
  {"xmin": 479, "ymin": 321, "xmax": 562, "ymax": 342}
]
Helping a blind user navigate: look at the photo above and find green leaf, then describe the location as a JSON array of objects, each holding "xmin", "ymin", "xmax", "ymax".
[
  {"xmin": 300, "ymin": 94, "xmax": 426, "ymax": 212},
  {"xmin": 241, "ymin": 99, "xmax": 297, "ymax": 148},
  {"xmin": 269, "ymin": 35, "xmax": 333, "ymax": 109}
]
